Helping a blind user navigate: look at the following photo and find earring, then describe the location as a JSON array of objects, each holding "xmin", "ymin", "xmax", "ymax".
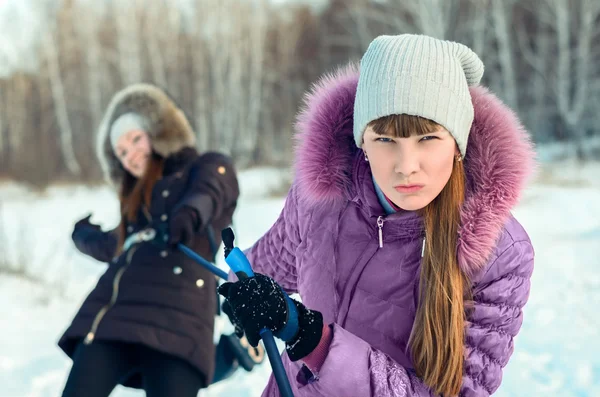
[
  {"xmin": 364, "ymin": 151, "xmax": 369, "ymax": 162},
  {"xmin": 456, "ymin": 153, "xmax": 462, "ymax": 162}
]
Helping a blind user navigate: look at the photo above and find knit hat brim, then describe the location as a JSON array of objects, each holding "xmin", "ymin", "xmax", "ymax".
[
  {"xmin": 353, "ymin": 34, "xmax": 484, "ymax": 156},
  {"xmin": 109, "ymin": 112, "xmax": 150, "ymax": 150}
]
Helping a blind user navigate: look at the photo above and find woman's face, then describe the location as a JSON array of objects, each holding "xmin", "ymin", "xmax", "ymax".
[
  {"xmin": 362, "ymin": 125, "xmax": 458, "ymax": 211},
  {"xmin": 114, "ymin": 129, "xmax": 152, "ymax": 178}
]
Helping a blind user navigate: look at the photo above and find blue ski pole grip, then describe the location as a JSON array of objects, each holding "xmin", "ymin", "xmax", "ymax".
[
  {"xmin": 275, "ymin": 294, "xmax": 299, "ymax": 342},
  {"xmin": 224, "ymin": 247, "xmax": 255, "ymax": 280}
]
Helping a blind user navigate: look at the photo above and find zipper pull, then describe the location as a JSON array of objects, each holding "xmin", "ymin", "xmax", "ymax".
[
  {"xmin": 84, "ymin": 332, "xmax": 95, "ymax": 345},
  {"xmin": 421, "ymin": 237, "xmax": 426, "ymax": 257},
  {"xmin": 377, "ymin": 216, "xmax": 384, "ymax": 248}
]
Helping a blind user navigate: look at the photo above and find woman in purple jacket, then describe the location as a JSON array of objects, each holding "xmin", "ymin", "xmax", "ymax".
[{"xmin": 219, "ymin": 34, "xmax": 536, "ymax": 396}]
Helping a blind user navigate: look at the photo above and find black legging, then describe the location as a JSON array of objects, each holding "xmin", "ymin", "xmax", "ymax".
[{"xmin": 61, "ymin": 340, "xmax": 206, "ymax": 397}]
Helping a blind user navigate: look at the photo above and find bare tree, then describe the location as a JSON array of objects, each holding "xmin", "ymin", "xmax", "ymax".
[
  {"xmin": 41, "ymin": 30, "xmax": 81, "ymax": 175},
  {"xmin": 523, "ymin": 0, "xmax": 600, "ymax": 157},
  {"xmin": 114, "ymin": 0, "xmax": 144, "ymax": 85},
  {"xmin": 516, "ymin": 8, "xmax": 553, "ymax": 141},
  {"xmin": 460, "ymin": 0, "xmax": 490, "ymax": 57},
  {"xmin": 73, "ymin": 3, "xmax": 104, "ymax": 132},
  {"xmin": 190, "ymin": 34, "xmax": 211, "ymax": 151},
  {"xmin": 142, "ymin": 1, "xmax": 184, "ymax": 91},
  {"xmin": 234, "ymin": 0, "xmax": 268, "ymax": 163},
  {"xmin": 0, "ymin": 79, "xmax": 4, "ymax": 163},
  {"xmin": 490, "ymin": 0, "xmax": 519, "ymax": 110}
]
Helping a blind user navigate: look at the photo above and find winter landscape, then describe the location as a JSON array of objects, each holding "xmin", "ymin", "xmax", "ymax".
[
  {"xmin": 2, "ymin": 155, "xmax": 600, "ymax": 397},
  {"xmin": 2, "ymin": 0, "xmax": 600, "ymax": 396}
]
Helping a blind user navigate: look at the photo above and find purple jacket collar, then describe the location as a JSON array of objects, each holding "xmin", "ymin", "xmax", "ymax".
[{"xmin": 293, "ymin": 64, "xmax": 536, "ymax": 277}]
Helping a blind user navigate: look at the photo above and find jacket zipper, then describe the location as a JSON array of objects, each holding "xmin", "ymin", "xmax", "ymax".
[
  {"xmin": 377, "ymin": 216, "xmax": 384, "ymax": 248},
  {"xmin": 84, "ymin": 206, "xmax": 155, "ymax": 344},
  {"xmin": 377, "ymin": 215, "xmax": 427, "ymax": 255},
  {"xmin": 83, "ymin": 245, "xmax": 138, "ymax": 344}
]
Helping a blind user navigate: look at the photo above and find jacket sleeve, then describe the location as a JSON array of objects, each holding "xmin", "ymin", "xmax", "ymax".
[
  {"xmin": 302, "ymin": 240, "xmax": 534, "ymax": 397},
  {"xmin": 235, "ymin": 184, "xmax": 302, "ymax": 294},
  {"xmin": 72, "ymin": 226, "xmax": 118, "ymax": 263},
  {"xmin": 176, "ymin": 152, "xmax": 240, "ymax": 231}
]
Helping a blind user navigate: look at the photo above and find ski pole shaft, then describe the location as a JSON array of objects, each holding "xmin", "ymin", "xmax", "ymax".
[
  {"xmin": 178, "ymin": 239, "xmax": 294, "ymax": 397},
  {"xmin": 178, "ymin": 243, "xmax": 229, "ymax": 280},
  {"xmin": 222, "ymin": 228, "xmax": 294, "ymax": 397}
]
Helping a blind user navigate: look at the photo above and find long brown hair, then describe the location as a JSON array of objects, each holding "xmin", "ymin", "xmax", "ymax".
[
  {"xmin": 116, "ymin": 152, "xmax": 165, "ymax": 252},
  {"xmin": 369, "ymin": 114, "xmax": 469, "ymax": 396}
]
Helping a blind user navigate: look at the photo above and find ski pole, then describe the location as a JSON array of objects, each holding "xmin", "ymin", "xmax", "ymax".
[
  {"xmin": 177, "ymin": 243, "xmax": 229, "ymax": 280},
  {"xmin": 177, "ymin": 235, "xmax": 294, "ymax": 397},
  {"xmin": 220, "ymin": 228, "xmax": 294, "ymax": 397}
]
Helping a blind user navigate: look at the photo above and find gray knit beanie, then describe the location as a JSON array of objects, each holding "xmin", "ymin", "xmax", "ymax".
[
  {"xmin": 110, "ymin": 112, "xmax": 150, "ymax": 150},
  {"xmin": 353, "ymin": 34, "xmax": 484, "ymax": 156}
]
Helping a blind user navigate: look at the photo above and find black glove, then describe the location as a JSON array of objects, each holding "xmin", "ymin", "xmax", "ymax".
[
  {"xmin": 222, "ymin": 299, "xmax": 245, "ymax": 339},
  {"xmin": 168, "ymin": 206, "xmax": 200, "ymax": 246},
  {"xmin": 218, "ymin": 273, "xmax": 323, "ymax": 361},
  {"xmin": 73, "ymin": 214, "xmax": 101, "ymax": 233},
  {"xmin": 72, "ymin": 214, "xmax": 104, "ymax": 254},
  {"xmin": 72, "ymin": 214, "xmax": 101, "ymax": 242}
]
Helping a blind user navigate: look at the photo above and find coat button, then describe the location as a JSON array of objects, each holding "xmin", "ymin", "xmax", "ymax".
[
  {"xmin": 127, "ymin": 226, "xmax": 133, "ymax": 233},
  {"xmin": 163, "ymin": 234, "xmax": 169, "ymax": 242},
  {"xmin": 161, "ymin": 214, "xmax": 168, "ymax": 221},
  {"xmin": 162, "ymin": 190, "xmax": 169, "ymax": 198},
  {"xmin": 173, "ymin": 266, "xmax": 183, "ymax": 275},
  {"xmin": 196, "ymin": 279, "xmax": 205, "ymax": 288},
  {"xmin": 160, "ymin": 250, "xmax": 168, "ymax": 258},
  {"xmin": 217, "ymin": 166, "xmax": 226, "ymax": 175}
]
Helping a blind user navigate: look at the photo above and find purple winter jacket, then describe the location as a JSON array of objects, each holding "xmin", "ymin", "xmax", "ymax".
[{"xmin": 245, "ymin": 65, "xmax": 536, "ymax": 396}]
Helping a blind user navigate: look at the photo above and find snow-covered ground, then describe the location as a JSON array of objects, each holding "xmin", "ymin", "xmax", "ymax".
[{"xmin": 1, "ymin": 161, "xmax": 599, "ymax": 397}]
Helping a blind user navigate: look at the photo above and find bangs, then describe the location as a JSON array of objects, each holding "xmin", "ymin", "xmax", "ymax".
[{"xmin": 368, "ymin": 114, "xmax": 441, "ymax": 138}]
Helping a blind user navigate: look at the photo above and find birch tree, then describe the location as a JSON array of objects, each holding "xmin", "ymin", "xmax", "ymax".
[
  {"xmin": 490, "ymin": 0, "xmax": 519, "ymax": 110},
  {"xmin": 74, "ymin": 4, "xmax": 104, "ymax": 132},
  {"xmin": 530, "ymin": 0, "xmax": 600, "ymax": 157},
  {"xmin": 114, "ymin": 0, "xmax": 144, "ymax": 85},
  {"xmin": 41, "ymin": 32, "xmax": 81, "ymax": 175}
]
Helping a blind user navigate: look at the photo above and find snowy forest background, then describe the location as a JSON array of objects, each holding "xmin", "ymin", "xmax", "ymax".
[{"xmin": 1, "ymin": 0, "xmax": 600, "ymax": 186}]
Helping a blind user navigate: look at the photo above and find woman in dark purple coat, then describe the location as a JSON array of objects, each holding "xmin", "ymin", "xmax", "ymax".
[{"xmin": 58, "ymin": 83, "xmax": 239, "ymax": 397}]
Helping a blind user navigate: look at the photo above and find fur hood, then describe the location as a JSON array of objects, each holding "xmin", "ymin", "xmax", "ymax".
[
  {"xmin": 293, "ymin": 64, "xmax": 536, "ymax": 276},
  {"xmin": 97, "ymin": 83, "xmax": 196, "ymax": 186}
]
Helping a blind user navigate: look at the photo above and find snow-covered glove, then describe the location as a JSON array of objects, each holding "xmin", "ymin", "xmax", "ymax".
[
  {"xmin": 217, "ymin": 273, "xmax": 323, "ymax": 361},
  {"xmin": 167, "ymin": 206, "xmax": 200, "ymax": 247}
]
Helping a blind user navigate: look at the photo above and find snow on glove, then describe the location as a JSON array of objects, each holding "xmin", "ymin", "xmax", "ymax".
[{"xmin": 218, "ymin": 273, "xmax": 323, "ymax": 361}]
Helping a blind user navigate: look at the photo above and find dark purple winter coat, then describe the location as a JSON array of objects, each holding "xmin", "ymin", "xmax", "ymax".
[
  {"xmin": 58, "ymin": 84, "xmax": 239, "ymax": 388},
  {"xmin": 245, "ymin": 65, "xmax": 536, "ymax": 396}
]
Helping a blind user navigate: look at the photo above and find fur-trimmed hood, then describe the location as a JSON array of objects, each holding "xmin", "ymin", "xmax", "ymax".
[
  {"xmin": 97, "ymin": 83, "xmax": 196, "ymax": 186},
  {"xmin": 293, "ymin": 64, "xmax": 536, "ymax": 276}
]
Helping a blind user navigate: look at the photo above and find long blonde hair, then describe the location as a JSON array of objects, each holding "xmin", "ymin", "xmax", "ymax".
[{"xmin": 369, "ymin": 114, "xmax": 469, "ymax": 396}]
